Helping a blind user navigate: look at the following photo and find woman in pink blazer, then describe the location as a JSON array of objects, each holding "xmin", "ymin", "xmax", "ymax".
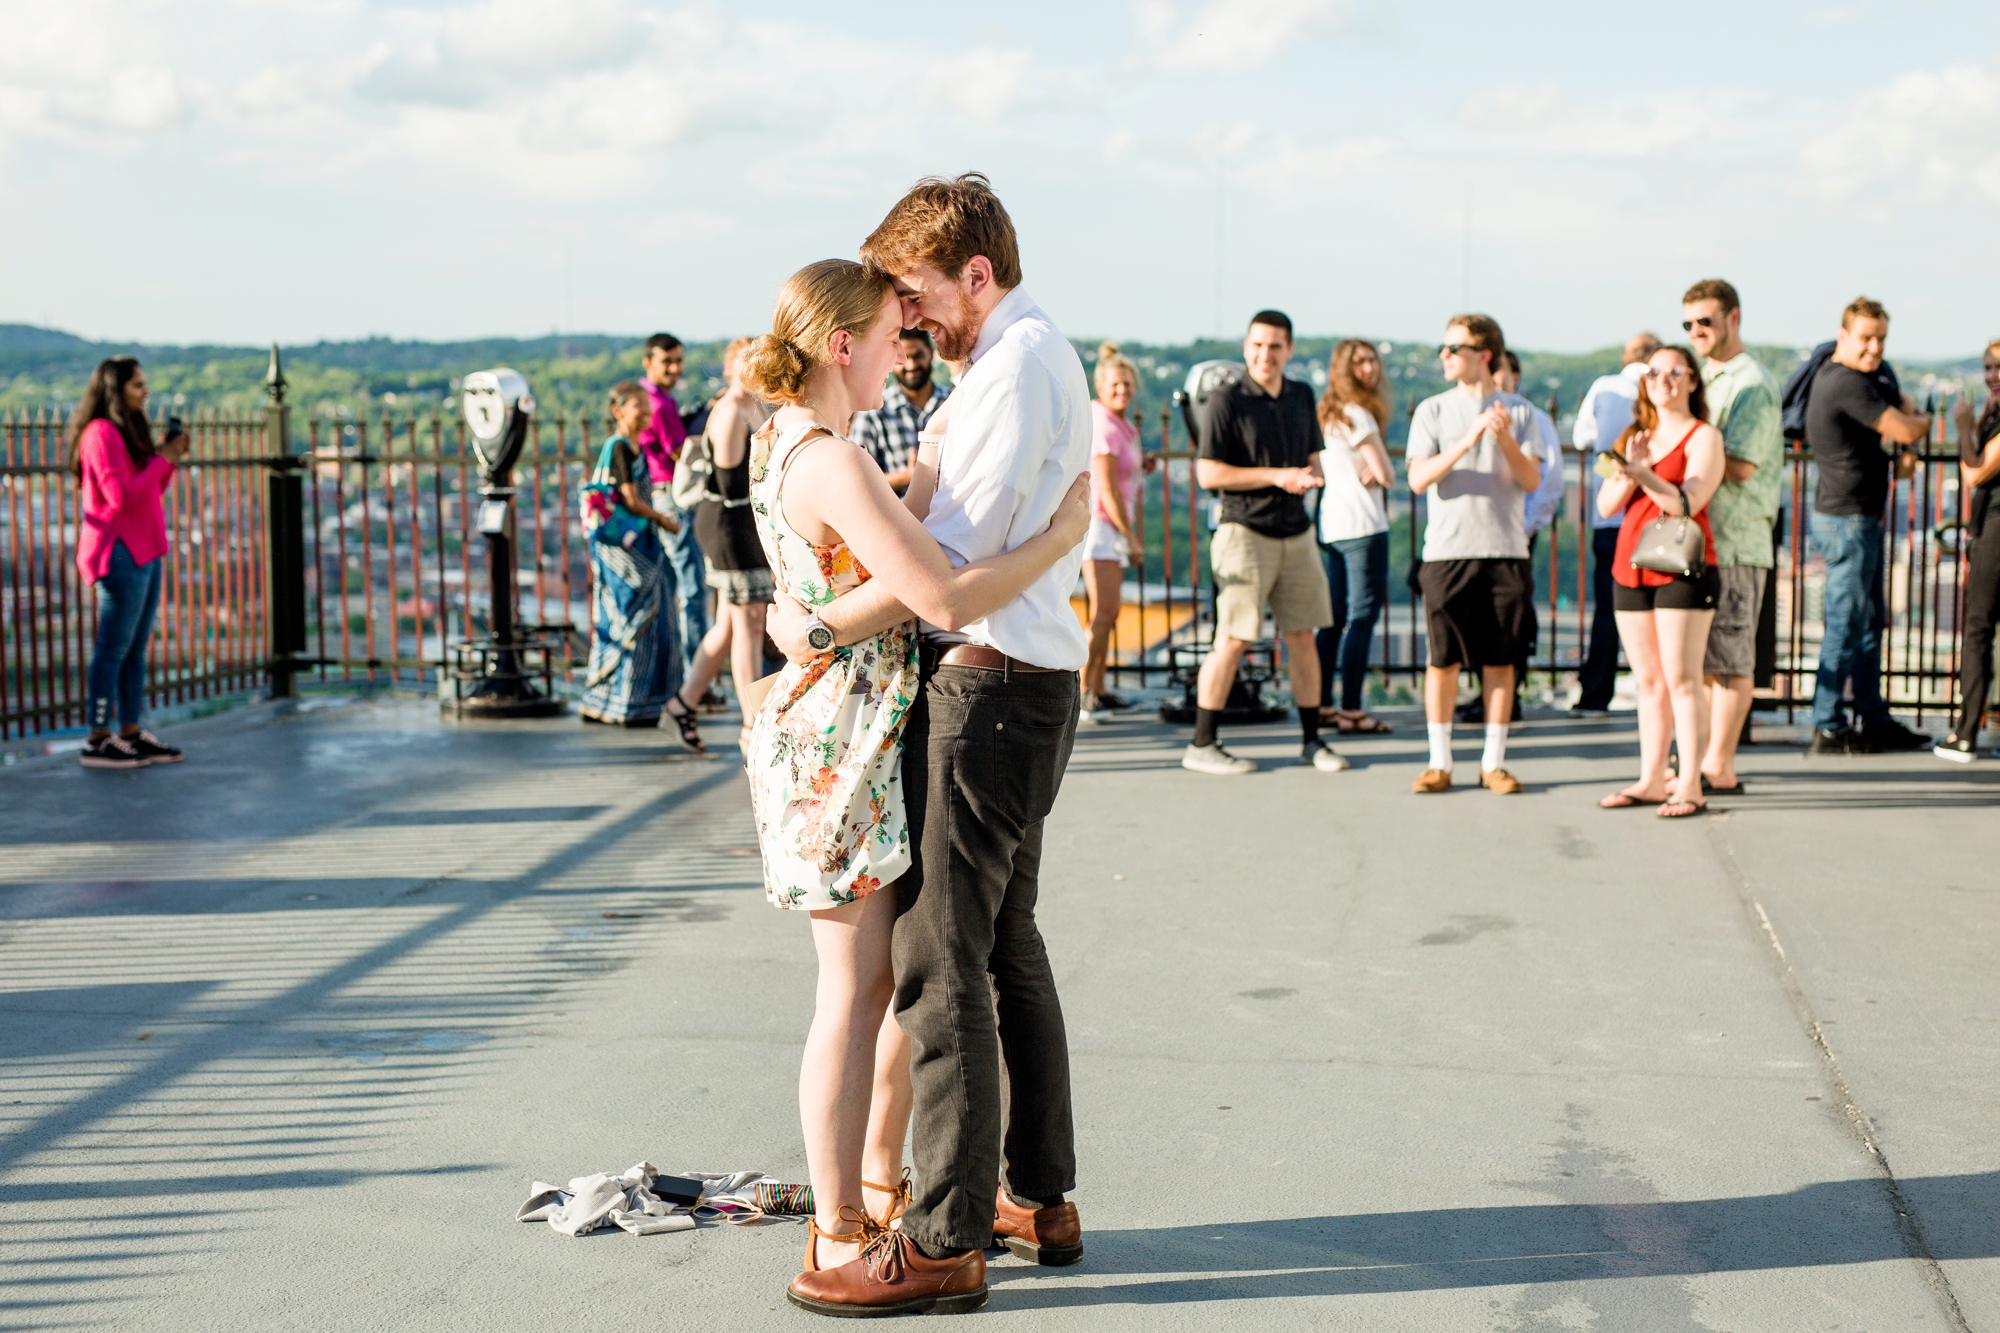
[{"xmin": 70, "ymin": 357, "xmax": 190, "ymax": 768}]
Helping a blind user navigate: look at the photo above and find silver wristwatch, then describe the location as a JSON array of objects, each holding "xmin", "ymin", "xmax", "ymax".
[{"xmin": 804, "ymin": 616, "xmax": 835, "ymax": 653}]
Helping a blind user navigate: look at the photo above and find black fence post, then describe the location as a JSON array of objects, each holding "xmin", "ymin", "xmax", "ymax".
[{"xmin": 262, "ymin": 345, "xmax": 306, "ymax": 698}]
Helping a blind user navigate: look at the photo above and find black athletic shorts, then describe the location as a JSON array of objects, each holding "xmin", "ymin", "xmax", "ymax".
[
  {"xmin": 1417, "ymin": 557, "xmax": 1536, "ymax": 669},
  {"xmin": 1612, "ymin": 566, "xmax": 1720, "ymax": 612}
]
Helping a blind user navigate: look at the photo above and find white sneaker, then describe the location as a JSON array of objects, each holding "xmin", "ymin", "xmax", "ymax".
[
  {"xmin": 1303, "ymin": 738, "xmax": 1349, "ymax": 772},
  {"xmin": 1182, "ymin": 742, "xmax": 1255, "ymax": 775}
]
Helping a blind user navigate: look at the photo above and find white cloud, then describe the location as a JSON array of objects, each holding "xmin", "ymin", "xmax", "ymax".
[
  {"xmin": 1802, "ymin": 63, "xmax": 2000, "ymax": 204},
  {"xmin": 1141, "ymin": 0, "xmax": 1350, "ymax": 73},
  {"xmin": 1460, "ymin": 85, "xmax": 1711, "ymax": 158},
  {"xmin": 1104, "ymin": 128, "xmax": 1135, "ymax": 161},
  {"xmin": 1239, "ymin": 135, "xmax": 1394, "ymax": 192},
  {"xmin": 917, "ymin": 49, "xmax": 1031, "ymax": 124},
  {"xmin": 0, "ymin": 1, "xmax": 194, "ymax": 144}
]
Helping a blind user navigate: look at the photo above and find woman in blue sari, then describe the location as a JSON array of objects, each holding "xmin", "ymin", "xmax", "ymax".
[{"xmin": 580, "ymin": 381, "xmax": 694, "ymax": 733}]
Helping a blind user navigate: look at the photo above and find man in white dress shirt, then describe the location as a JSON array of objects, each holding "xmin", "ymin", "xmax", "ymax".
[{"xmin": 773, "ymin": 174, "xmax": 1090, "ymax": 1315}]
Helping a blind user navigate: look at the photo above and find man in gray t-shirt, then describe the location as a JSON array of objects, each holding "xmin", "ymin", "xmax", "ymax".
[{"xmin": 1405, "ymin": 314, "xmax": 1543, "ymax": 795}]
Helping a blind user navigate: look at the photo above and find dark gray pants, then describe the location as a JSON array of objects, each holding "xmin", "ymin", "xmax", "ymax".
[{"xmin": 893, "ymin": 655, "xmax": 1080, "ymax": 1253}]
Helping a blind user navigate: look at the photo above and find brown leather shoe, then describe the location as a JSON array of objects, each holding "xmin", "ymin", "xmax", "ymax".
[
  {"xmin": 788, "ymin": 1229, "xmax": 987, "ymax": 1317},
  {"xmin": 1480, "ymin": 767, "xmax": 1523, "ymax": 794},
  {"xmin": 1411, "ymin": 767, "xmax": 1452, "ymax": 794},
  {"xmin": 992, "ymin": 1188, "xmax": 1084, "ymax": 1265}
]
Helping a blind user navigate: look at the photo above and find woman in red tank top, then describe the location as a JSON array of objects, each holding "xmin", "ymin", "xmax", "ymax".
[{"xmin": 1594, "ymin": 345, "xmax": 1725, "ymax": 818}]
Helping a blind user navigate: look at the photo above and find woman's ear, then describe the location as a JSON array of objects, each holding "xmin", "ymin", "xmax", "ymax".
[{"xmin": 829, "ymin": 329, "xmax": 854, "ymax": 367}]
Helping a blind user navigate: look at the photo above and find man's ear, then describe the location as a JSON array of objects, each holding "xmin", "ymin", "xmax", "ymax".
[{"xmin": 962, "ymin": 255, "xmax": 994, "ymax": 296}]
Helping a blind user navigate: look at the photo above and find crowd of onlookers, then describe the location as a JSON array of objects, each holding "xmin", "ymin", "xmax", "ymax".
[{"xmin": 1164, "ymin": 280, "xmax": 2000, "ymax": 815}]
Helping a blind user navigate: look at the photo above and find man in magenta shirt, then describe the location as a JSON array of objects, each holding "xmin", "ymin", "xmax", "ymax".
[{"xmin": 638, "ymin": 333, "xmax": 709, "ymax": 683}]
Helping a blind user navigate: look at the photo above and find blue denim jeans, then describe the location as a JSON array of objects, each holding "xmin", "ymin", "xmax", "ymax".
[
  {"xmin": 1315, "ymin": 531, "xmax": 1389, "ymax": 711},
  {"xmin": 86, "ymin": 539, "xmax": 163, "ymax": 731},
  {"xmin": 655, "ymin": 493, "xmax": 709, "ymax": 679},
  {"xmin": 1809, "ymin": 511, "xmax": 1889, "ymax": 733}
]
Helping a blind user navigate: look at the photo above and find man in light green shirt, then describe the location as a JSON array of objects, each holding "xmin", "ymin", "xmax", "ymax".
[{"xmin": 1683, "ymin": 278, "xmax": 1783, "ymax": 790}]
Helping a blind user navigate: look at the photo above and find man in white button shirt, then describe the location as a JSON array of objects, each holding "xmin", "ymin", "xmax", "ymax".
[
  {"xmin": 1570, "ymin": 332, "xmax": 1660, "ymax": 714},
  {"xmin": 770, "ymin": 174, "xmax": 1091, "ymax": 1308}
]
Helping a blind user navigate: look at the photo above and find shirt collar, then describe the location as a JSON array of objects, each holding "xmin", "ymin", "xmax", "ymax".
[
  {"xmin": 969, "ymin": 286, "xmax": 1036, "ymax": 365},
  {"xmin": 1619, "ymin": 362, "xmax": 1647, "ymax": 382}
]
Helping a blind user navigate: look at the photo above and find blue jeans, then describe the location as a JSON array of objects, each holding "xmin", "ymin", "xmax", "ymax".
[
  {"xmin": 1809, "ymin": 511, "xmax": 1889, "ymax": 733},
  {"xmin": 86, "ymin": 539, "xmax": 163, "ymax": 731},
  {"xmin": 657, "ymin": 494, "xmax": 709, "ymax": 679},
  {"xmin": 1315, "ymin": 531, "xmax": 1389, "ymax": 710}
]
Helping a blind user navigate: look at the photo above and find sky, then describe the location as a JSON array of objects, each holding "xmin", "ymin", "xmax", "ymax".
[{"xmin": 2, "ymin": 0, "xmax": 1998, "ymax": 357}]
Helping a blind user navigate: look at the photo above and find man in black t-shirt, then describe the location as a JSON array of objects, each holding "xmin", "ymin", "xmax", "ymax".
[
  {"xmin": 1182, "ymin": 310, "xmax": 1343, "ymax": 775},
  {"xmin": 1803, "ymin": 296, "xmax": 1934, "ymax": 754}
]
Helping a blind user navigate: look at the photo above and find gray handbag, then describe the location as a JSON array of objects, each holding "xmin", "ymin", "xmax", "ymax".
[{"xmin": 1630, "ymin": 484, "xmax": 1706, "ymax": 578}]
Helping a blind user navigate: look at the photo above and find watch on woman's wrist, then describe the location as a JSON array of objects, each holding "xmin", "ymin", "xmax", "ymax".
[{"xmin": 804, "ymin": 616, "xmax": 835, "ymax": 653}]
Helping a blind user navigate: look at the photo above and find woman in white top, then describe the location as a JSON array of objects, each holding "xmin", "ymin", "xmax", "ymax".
[{"xmin": 1313, "ymin": 339, "xmax": 1396, "ymax": 733}]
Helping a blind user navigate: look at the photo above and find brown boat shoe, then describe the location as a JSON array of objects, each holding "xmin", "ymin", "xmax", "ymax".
[
  {"xmin": 1411, "ymin": 767, "xmax": 1452, "ymax": 794},
  {"xmin": 1480, "ymin": 767, "xmax": 1523, "ymax": 794},
  {"xmin": 991, "ymin": 1188, "xmax": 1084, "ymax": 1266},
  {"xmin": 787, "ymin": 1228, "xmax": 987, "ymax": 1318}
]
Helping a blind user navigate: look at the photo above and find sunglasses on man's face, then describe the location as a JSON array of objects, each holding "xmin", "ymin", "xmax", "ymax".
[
  {"xmin": 1681, "ymin": 316, "xmax": 1715, "ymax": 331},
  {"xmin": 1438, "ymin": 343, "xmax": 1475, "ymax": 357}
]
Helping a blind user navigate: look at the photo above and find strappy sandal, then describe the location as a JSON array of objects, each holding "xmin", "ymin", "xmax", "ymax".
[
  {"xmin": 662, "ymin": 694, "xmax": 705, "ymax": 753},
  {"xmin": 1599, "ymin": 791, "xmax": 1665, "ymax": 809},
  {"xmin": 802, "ymin": 1206, "xmax": 875, "ymax": 1273},
  {"xmin": 1334, "ymin": 709, "xmax": 1393, "ymax": 734},
  {"xmin": 862, "ymin": 1171, "xmax": 911, "ymax": 1232}
]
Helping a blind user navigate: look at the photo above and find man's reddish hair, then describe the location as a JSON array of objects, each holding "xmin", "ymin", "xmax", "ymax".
[{"xmin": 860, "ymin": 173, "xmax": 1022, "ymax": 288}]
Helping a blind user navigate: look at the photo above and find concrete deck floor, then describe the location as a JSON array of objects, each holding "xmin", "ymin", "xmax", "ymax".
[{"xmin": 0, "ymin": 694, "xmax": 1995, "ymax": 1331}]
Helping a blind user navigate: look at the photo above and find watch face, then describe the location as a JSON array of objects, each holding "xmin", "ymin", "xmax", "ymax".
[{"xmin": 808, "ymin": 625, "xmax": 834, "ymax": 650}]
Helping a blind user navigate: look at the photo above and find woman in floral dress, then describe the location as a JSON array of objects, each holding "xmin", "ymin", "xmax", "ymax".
[{"xmin": 735, "ymin": 259, "xmax": 1088, "ymax": 1280}]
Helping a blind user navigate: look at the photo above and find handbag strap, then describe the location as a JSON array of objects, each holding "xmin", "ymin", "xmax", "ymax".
[{"xmin": 1672, "ymin": 483, "xmax": 1691, "ymax": 519}]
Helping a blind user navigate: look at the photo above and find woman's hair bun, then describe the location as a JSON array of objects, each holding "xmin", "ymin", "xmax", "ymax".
[
  {"xmin": 739, "ymin": 334, "xmax": 810, "ymax": 403},
  {"xmin": 1098, "ymin": 340, "xmax": 1121, "ymax": 362}
]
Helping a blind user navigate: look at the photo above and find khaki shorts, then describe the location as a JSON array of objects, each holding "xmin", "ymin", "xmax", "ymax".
[
  {"xmin": 1703, "ymin": 564, "xmax": 1766, "ymax": 678},
  {"xmin": 1211, "ymin": 524, "xmax": 1333, "ymax": 642}
]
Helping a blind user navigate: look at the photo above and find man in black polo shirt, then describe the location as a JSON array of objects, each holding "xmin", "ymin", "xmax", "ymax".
[
  {"xmin": 1183, "ymin": 309, "xmax": 1345, "ymax": 775},
  {"xmin": 1805, "ymin": 296, "xmax": 1933, "ymax": 755}
]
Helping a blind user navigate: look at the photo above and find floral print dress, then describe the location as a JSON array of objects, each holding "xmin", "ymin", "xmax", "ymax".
[{"xmin": 745, "ymin": 419, "xmax": 919, "ymax": 911}]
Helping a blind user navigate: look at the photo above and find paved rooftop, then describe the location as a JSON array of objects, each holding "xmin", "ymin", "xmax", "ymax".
[{"xmin": 1, "ymin": 695, "xmax": 1995, "ymax": 1331}]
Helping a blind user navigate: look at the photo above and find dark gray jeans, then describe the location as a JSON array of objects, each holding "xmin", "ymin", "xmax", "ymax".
[{"xmin": 893, "ymin": 653, "xmax": 1080, "ymax": 1253}]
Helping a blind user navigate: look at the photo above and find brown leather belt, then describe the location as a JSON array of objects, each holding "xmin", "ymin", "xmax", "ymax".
[{"xmin": 930, "ymin": 643, "xmax": 1057, "ymax": 674}]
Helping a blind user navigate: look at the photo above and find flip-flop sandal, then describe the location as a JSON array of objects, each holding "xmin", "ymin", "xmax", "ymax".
[
  {"xmin": 1657, "ymin": 799, "xmax": 1707, "ymax": 819},
  {"xmin": 1701, "ymin": 777, "xmax": 1745, "ymax": 795},
  {"xmin": 1598, "ymin": 792, "xmax": 1664, "ymax": 809}
]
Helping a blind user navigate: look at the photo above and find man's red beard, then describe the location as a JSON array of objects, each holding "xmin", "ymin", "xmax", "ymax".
[{"xmin": 921, "ymin": 289, "xmax": 981, "ymax": 362}]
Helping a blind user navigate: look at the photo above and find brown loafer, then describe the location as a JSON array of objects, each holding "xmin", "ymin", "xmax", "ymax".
[
  {"xmin": 1480, "ymin": 767, "xmax": 1523, "ymax": 794},
  {"xmin": 788, "ymin": 1230, "xmax": 987, "ymax": 1318},
  {"xmin": 1411, "ymin": 767, "xmax": 1452, "ymax": 794},
  {"xmin": 992, "ymin": 1188, "xmax": 1084, "ymax": 1266}
]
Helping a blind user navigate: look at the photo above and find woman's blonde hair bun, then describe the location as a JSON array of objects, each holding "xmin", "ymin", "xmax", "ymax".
[{"xmin": 738, "ymin": 259, "xmax": 894, "ymax": 405}]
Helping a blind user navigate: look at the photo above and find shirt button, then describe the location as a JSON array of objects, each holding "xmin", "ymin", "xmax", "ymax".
[{"xmin": 996, "ymin": 722, "xmax": 1004, "ymax": 730}]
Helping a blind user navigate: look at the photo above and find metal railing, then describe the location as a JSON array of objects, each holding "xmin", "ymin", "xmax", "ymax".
[{"xmin": 4, "ymin": 388, "xmax": 1987, "ymax": 741}]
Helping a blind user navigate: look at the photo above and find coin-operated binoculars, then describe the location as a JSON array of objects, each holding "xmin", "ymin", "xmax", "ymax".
[{"xmin": 441, "ymin": 368, "xmax": 567, "ymax": 718}]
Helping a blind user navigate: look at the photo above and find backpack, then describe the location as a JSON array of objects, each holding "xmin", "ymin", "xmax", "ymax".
[
  {"xmin": 579, "ymin": 437, "xmax": 650, "ymax": 549},
  {"xmin": 670, "ymin": 432, "xmax": 716, "ymax": 511},
  {"xmin": 1780, "ymin": 340, "xmax": 1902, "ymax": 443}
]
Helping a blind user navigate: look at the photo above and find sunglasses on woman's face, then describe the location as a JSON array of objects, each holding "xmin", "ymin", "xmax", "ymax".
[
  {"xmin": 1644, "ymin": 367, "xmax": 1693, "ymax": 383},
  {"xmin": 1681, "ymin": 316, "xmax": 1715, "ymax": 331}
]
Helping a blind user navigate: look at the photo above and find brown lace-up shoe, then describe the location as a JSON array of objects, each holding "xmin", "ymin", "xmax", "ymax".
[
  {"xmin": 1411, "ymin": 767, "xmax": 1452, "ymax": 794},
  {"xmin": 992, "ymin": 1188, "xmax": 1083, "ymax": 1265},
  {"xmin": 787, "ymin": 1229, "xmax": 987, "ymax": 1318}
]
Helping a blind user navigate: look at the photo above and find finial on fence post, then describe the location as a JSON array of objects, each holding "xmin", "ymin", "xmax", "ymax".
[
  {"xmin": 262, "ymin": 343, "xmax": 305, "ymax": 698},
  {"xmin": 265, "ymin": 343, "xmax": 288, "ymax": 407}
]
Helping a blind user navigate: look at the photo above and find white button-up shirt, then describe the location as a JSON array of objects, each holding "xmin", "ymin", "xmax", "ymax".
[
  {"xmin": 920, "ymin": 286, "xmax": 1092, "ymax": 670},
  {"xmin": 1573, "ymin": 362, "xmax": 1646, "ymax": 531}
]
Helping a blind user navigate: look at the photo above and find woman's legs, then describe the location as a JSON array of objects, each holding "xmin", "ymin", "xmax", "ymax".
[
  {"xmin": 802, "ymin": 886, "xmax": 899, "ymax": 1268},
  {"xmin": 1337, "ymin": 533, "xmax": 1388, "ymax": 713},
  {"xmin": 116, "ymin": 558, "xmax": 164, "ymax": 736},
  {"xmin": 85, "ymin": 546, "xmax": 155, "ymax": 742},
  {"xmin": 1656, "ymin": 608, "xmax": 1714, "ymax": 805},
  {"xmin": 729, "ymin": 601, "xmax": 768, "ymax": 707},
  {"xmin": 861, "ymin": 1007, "xmax": 913, "ymax": 1213},
  {"xmin": 1614, "ymin": 610, "xmax": 1673, "ymax": 800},
  {"xmin": 1082, "ymin": 559, "xmax": 1121, "ymax": 697},
  {"xmin": 678, "ymin": 611, "xmax": 731, "ymax": 710},
  {"xmin": 1314, "ymin": 543, "xmax": 1351, "ymax": 710}
]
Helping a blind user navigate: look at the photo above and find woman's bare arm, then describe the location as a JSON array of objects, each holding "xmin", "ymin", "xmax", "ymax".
[
  {"xmin": 619, "ymin": 479, "xmax": 679, "ymax": 530},
  {"xmin": 1355, "ymin": 433, "xmax": 1394, "ymax": 489}
]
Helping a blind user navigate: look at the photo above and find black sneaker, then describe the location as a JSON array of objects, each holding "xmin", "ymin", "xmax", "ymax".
[
  {"xmin": 128, "ymin": 730, "xmax": 183, "ymax": 764},
  {"xmin": 1859, "ymin": 716, "xmax": 1930, "ymax": 752},
  {"xmin": 1096, "ymin": 690, "xmax": 1133, "ymax": 711},
  {"xmin": 1933, "ymin": 734, "xmax": 1978, "ymax": 764},
  {"xmin": 1455, "ymin": 699, "xmax": 1485, "ymax": 724},
  {"xmin": 1807, "ymin": 727, "xmax": 1877, "ymax": 756},
  {"xmin": 80, "ymin": 735, "xmax": 146, "ymax": 769}
]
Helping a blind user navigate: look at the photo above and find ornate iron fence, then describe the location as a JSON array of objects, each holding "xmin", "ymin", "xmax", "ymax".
[{"xmin": 2, "ymin": 382, "xmax": 1988, "ymax": 742}]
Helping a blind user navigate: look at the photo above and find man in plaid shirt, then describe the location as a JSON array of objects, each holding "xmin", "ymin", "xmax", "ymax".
[{"xmin": 851, "ymin": 328, "xmax": 951, "ymax": 493}]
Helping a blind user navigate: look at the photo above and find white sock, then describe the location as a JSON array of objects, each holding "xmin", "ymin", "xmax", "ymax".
[
  {"xmin": 1482, "ymin": 723, "xmax": 1508, "ymax": 773},
  {"xmin": 1427, "ymin": 723, "xmax": 1453, "ymax": 772}
]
